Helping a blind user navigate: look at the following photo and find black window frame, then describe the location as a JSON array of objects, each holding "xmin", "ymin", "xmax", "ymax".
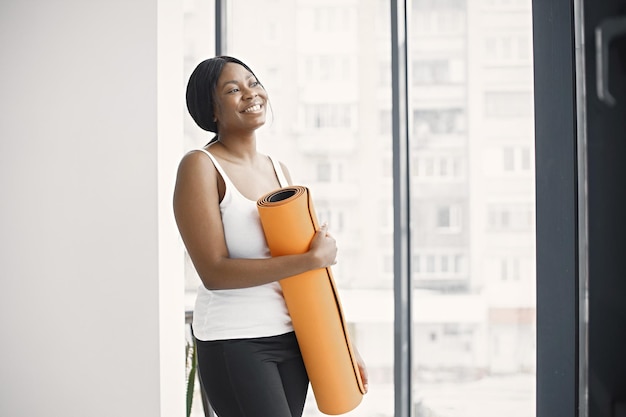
[{"xmin": 214, "ymin": 0, "xmax": 583, "ymax": 416}]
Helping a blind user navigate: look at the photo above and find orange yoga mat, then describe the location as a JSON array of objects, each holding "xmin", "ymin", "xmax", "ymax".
[{"xmin": 257, "ymin": 186, "xmax": 365, "ymax": 415}]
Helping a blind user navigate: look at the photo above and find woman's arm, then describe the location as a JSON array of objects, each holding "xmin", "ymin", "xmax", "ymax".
[{"xmin": 173, "ymin": 151, "xmax": 337, "ymax": 290}]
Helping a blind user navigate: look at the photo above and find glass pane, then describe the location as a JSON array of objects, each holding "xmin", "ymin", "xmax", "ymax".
[
  {"xmin": 409, "ymin": 0, "xmax": 536, "ymax": 416},
  {"xmin": 226, "ymin": 1, "xmax": 393, "ymax": 416}
]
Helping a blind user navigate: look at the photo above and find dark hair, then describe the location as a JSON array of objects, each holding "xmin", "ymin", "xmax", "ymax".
[{"xmin": 186, "ymin": 56, "xmax": 262, "ymax": 139}]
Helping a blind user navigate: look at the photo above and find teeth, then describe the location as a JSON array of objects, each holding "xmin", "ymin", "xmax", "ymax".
[{"xmin": 244, "ymin": 104, "xmax": 261, "ymax": 113}]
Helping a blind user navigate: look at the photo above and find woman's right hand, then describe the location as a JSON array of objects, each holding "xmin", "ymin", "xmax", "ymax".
[{"xmin": 308, "ymin": 223, "xmax": 338, "ymax": 269}]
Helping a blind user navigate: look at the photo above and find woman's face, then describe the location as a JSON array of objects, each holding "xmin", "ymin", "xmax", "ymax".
[{"xmin": 213, "ymin": 62, "xmax": 268, "ymax": 134}]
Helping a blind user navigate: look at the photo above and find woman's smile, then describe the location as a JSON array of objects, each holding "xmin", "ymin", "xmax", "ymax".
[{"xmin": 242, "ymin": 103, "xmax": 263, "ymax": 113}]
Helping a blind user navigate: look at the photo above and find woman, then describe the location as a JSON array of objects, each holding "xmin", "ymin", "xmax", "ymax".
[{"xmin": 174, "ymin": 56, "xmax": 368, "ymax": 417}]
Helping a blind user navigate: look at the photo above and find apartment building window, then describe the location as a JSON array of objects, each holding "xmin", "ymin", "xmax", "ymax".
[
  {"xmin": 452, "ymin": 158, "xmax": 463, "ymax": 178},
  {"xmin": 375, "ymin": 0, "xmax": 390, "ymax": 34},
  {"xmin": 316, "ymin": 162, "xmax": 332, "ymax": 182},
  {"xmin": 454, "ymin": 254, "xmax": 465, "ymax": 274},
  {"xmin": 503, "ymin": 147, "xmax": 515, "ymax": 171},
  {"xmin": 413, "ymin": 60, "xmax": 450, "ymax": 84},
  {"xmin": 312, "ymin": 7, "xmax": 354, "ymax": 33},
  {"xmin": 424, "ymin": 158, "xmax": 434, "ymax": 176},
  {"xmin": 485, "ymin": 91, "xmax": 532, "ymax": 118},
  {"xmin": 503, "ymin": 146, "xmax": 532, "ymax": 172},
  {"xmin": 441, "ymin": 255, "xmax": 450, "ymax": 273},
  {"xmin": 379, "ymin": 62, "xmax": 392, "ymax": 87},
  {"xmin": 412, "ymin": 0, "xmax": 466, "ymax": 35},
  {"xmin": 316, "ymin": 206, "xmax": 345, "ymax": 233},
  {"xmin": 379, "ymin": 109, "xmax": 392, "ymax": 135},
  {"xmin": 304, "ymin": 103, "xmax": 354, "ymax": 129},
  {"xmin": 267, "ymin": 22, "xmax": 278, "ymax": 43},
  {"xmin": 380, "ymin": 201, "xmax": 393, "ymax": 231},
  {"xmin": 413, "ymin": 155, "xmax": 464, "ymax": 180},
  {"xmin": 305, "ymin": 55, "xmax": 351, "ymax": 82},
  {"xmin": 384, "ymin": 255, "xmax": 393, "ymax": 274},
  {"xmin": 426, "ymin": 255, "xmax": 436, "ymax": 273},
  {"xmin": 413, "ymin": 254, "xmax": 421, "ymax": 273},
  {"xmin": 436, "ymin": 204, "xmax": 462, "ymax": 232},
  {"xmin": 314, "ymin": 160, "xmax": 344, "ymax": 183},
  {"xmin": 500, "ymin": 257, "xmax": 522, "ymax": 281},
  {"xmin": 436, "ymin": 157, "xmax": 446, "ymax": 177},
  {"xmin": 414, "ymin": 108, "xmax": 465, "ymax": 134},
  {"xmin": 484, "ymin": 35, "xmax": 531, "ymax": 63},
  {"xmin": 413, "ymin": 251, "xmax": 467, "ymax": 277},
  {"xmin": 488, "ymin": 204, "xmax": 533, "ymax": 231},
  {"xmin": 412, "ymin": 58, "xmax": 466, "ymax": 85},
  {"xmin": 484, "ymin": 255, "xmax": 529, "ymax": 284},
  {"xmin": 483, "ymin": 0, "xmax": 528, "ymax": 10},
  {"xmin": 383, "ymin": 156, "xmax": 393, "ymax": 179}
]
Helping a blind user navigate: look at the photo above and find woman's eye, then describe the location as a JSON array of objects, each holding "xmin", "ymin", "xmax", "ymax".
[
  {"xmin": 227, "ymin": 88, "xmax": 239, "ymax": 94},
  {"xmin": 251, "ymin": 81, "xmax": 260, "ymax": 87}
]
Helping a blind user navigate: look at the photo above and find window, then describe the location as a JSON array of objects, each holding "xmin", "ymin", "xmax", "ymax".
[
  {"xmin": 316, "ymin": 205, "xmax": 345, "ymax": 233},
  {"xmin": 379, "ymin": 62, "xmax": 392, "ymax": 87},
  {"xmin": 483, "ymin": 0, "xmax": 529, "ymax": 10},
  {"xmin": 413, "ymin": 60, "xmax": 450, "ymax": 84},
  {"xmin": 413, "ymin": 155, "xmax": 465, "ymax": 180},
  {"xmin": 484, "ymin": 35, "xmax": 531, "ymax": 63},
  {"xmin": 305, "ymin": 55, "xmax": 351, "ymax": 82},
  {"xmin": 379, "ymin": 109, "xmax": 392, "ymax": 135},
  {"xmin": 412, "ymin": 251, "xmax": 468, "ymax": 278},
  {"xmin": 436, "ymin": 204, "xmax": 462, "ymax": 232},
  {"xmin": 412, "ymin": 0, "xmax": 466, "ymax": 35},
  {"xmin": 410, "ymin": 1, "xmax": 535, "ymax": 412},
  {"xmin": 500, "ymin": 257, "xmax": 521, "ymax": 281},
  {"xmin": 304, "ymin": 103, "xmax": 354, "ymax": 129},
  {"xmin": 212, "ymin": 1, "xmax": 537, "ymax": 416},
  {"xmin": 503, "ymin": 146, "xmax": 532, "ymax": 172},
  {"xmin": 316, "ymin": 162, "xmax": 332, "ymax": 182},
  {"xmin": 312, "ymin": 6, "xmax": 354, "ymax": 33},
  {"xmin": 413, "ymin": 109, "xmax": 466, "ymax": 134},
  {"xmin": 485, "ymin": 255, "xmax": 532, "ymax": 284},
  {"xmin": 488, "ymin": 204, "xmax": 533, "ymax": 231},
  {"xmin": 485, "ymin": 92, "xmax": 533, "ymax": 117}
]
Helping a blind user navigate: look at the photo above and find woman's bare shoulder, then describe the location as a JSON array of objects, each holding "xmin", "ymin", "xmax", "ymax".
[{"xmin": 178, "ymin": 149, "xmax": 216, "ymax": 174}]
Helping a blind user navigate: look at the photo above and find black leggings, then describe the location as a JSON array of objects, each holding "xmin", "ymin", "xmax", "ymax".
[{"xmin": 195, "ymin": 331, "xmax": 309, "ymax": 417}]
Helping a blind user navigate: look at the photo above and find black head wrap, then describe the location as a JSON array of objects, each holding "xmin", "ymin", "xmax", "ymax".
[{"xmin": 186, "ymin": 56, "xmax": 261, "ymax": 133}]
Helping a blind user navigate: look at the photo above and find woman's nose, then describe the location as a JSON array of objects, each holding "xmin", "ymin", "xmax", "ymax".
[{"xmin": 242, "ymin": 86, "xmax": 258, "ymax": 99}]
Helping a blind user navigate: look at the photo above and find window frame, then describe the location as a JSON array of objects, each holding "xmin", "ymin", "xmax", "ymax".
[
  {"xmin": 532, "ymin": 0, "xmax": 582, "ymax": 416},
  {"xmin": 213, "ymin": 0, "xmax": 583, "ymax": 416}
]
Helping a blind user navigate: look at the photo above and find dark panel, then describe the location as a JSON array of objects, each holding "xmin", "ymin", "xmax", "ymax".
[
  {"xmin": 532, "ymin": 0, "xmax": 580, "ymax": 416},
  {"xmin": 584, "ymin": 0, "xmax": 626, "ymax": 415}
]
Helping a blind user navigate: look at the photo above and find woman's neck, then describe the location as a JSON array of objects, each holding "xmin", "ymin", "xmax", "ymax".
[{"xmin": 208, "ymin": 132, "xmax": 258, "ymax": 164}]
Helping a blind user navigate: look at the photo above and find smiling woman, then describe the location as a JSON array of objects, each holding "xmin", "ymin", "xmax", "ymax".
[
  {"xmin": 214, "ymin": 64, "xmax": 267, "ymax": 133},
  {"xmin": 185, "ymin": 56, "xmax": 266, "ymax": 141},
  {"xmin": 173, "ymin": 56, "xmax": 368, "ymax": 417}
]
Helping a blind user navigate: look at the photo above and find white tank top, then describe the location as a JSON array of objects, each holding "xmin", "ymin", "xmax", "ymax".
[{"xmin": 191, "ymin": 149, "xmax": 294, "ymax": 341}]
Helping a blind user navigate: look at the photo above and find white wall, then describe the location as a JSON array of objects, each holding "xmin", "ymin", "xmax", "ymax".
[{"xmin": 0, "ymin": 1, "xmax": 185, "ymax": 416}]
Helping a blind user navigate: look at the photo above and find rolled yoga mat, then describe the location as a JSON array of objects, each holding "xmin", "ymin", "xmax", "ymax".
[{"xmin": 257, "ymin": 186, "xmax": 365, "ymax": 415}]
